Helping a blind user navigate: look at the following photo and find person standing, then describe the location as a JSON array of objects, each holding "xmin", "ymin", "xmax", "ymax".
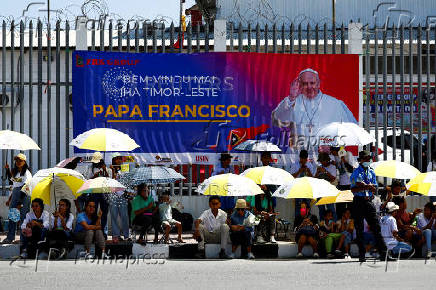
[
  {"xmin": 290, "ymin": 150, "xmax": 316, "ymax": 220},
  {"xmin": 108, "ymin": 153, "xmax": 130, "ymax": 243},
  {"xmin": 330, "ymin": 147, "xmax": 356, "ymax": 219},
  {"xmin": 86, "ymin": 152, "xmax": 110, "ymax": 239},
  {"xmin": 2, "ymin": 153, "xmax": 32, "ymax": 244},
  {"xmin": 212, "ymin": 153, "xmax": 235, "ymax": 214},
  {"xmin": 315, "ymin": 152, "xmax": 338, "ymax": 221},
  {"xmin": 351, "ymin": 150, "xmax": 387, "ymax": 262}
]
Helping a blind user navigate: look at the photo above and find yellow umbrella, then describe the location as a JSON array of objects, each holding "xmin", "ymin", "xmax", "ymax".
[
  {"xmin": 272, "ymin": 177, "xmax": 339, "ymax": 199},
  {"xmin": 25, "ymin": 168, "xmax": 86, "ymax": 205},
  {"xmin": 70, "ymin": 128, "xmax": 140, "ymax": 151},
  {"xmin": 406, "ymin": 172, "xmax": 436, "ymax": 196},
  {"xmin": 241, "ymin": 166, "xmax": 294, "ymax": 185},
  {"xmin": 371, "ymin": 160, "xmax": 420, "ymax": 179},
  {"xmin": 196, "ymin": 173, "xmax": 263, "ymax": 196},
  {"xmin": 316, "ymin": 190, "xmax": 354, "ymax": 205}
]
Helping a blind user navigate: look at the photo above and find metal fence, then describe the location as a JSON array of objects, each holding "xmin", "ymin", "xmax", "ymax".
[{"xmin": 0, "ymin": 20, "xmax": 434, "ymax": 195}]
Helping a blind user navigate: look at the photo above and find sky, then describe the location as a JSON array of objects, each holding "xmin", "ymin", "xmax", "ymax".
[{"xmin": 1, "ymin": 0, "xmax": 197, "ymax": 25}]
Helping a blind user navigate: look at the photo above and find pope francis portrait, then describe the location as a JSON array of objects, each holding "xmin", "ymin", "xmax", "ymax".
[{"xmin": 271, "ymin": 68, "xmax": 357, "ymax": 148}]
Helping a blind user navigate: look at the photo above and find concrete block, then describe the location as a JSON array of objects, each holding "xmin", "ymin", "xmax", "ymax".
[
  {"xmin": 205, "ymin": 244, "xmax": 240, "ymax": 258},
  {"xmin": 0, "ymin": 244, "xmax": 19, "ymax": 259},
  {"xmin": 132, "ymin": 243, "xmax": 169, "ymax": 259}
]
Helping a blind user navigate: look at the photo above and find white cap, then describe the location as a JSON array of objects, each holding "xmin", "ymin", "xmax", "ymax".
[
  {"xmin": 386, "ymin": 202, "xmax": 399, "ymax": 213},
  {"xmin": 299, "ymin": 68, "xmax": 319, "ymax": 76}
]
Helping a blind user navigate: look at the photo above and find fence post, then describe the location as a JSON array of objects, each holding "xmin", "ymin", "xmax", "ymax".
[
  {"xmin": 214, "ymin": 19, "xmax": 227, "ymax": 52},
  {"xmin": 348, "ymin": 22, "xmax": 363, "ymax": 127},
  {"xmin": 76, "ymin": 16, "xmax": 88, "ymax": 50}
]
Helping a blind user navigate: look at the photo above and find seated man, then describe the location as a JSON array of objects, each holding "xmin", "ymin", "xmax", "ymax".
[
  {"xmin": 193, "ymin": 196, "xmax": 230, "ymax": 259},
  {"xmin": 294, "ymin": 201, "xmax": 319, "ymax": 258},
  {"xmin": 318, "ymin": 209, "xmax": 342, "ymax": 258},
  {"xmin": 414, "ymin": 202, "xmax": 436, "ymax": 258},
  {"xmin": 246, "ymin": 193, "xmax": 277, "ymax": 244},
  {"xmin": 229, "ymin": 199, "xmax": 256, "ymax": 259},
  {"xmin": 335, "ymin": 208, "xmax": 354, "ymax": 256},
  {"xmin": 159, "ymin": 193, "xmax": 184, "ymax": 244},
  {"xmin": 380, "ymin": 202, "xmax": 414, "ymax": 256},
  {"xmin": 131, "ymin": 184, "xmax": 160, "ymax": 244}
]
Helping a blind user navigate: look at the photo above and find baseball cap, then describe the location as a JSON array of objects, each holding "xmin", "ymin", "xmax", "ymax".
[
  {"xmin": 386, "ymin": 202, "xmax": 399, "ymax": 213},
  {"xmin": 91, "ymin": 151, "xmax": 103, "ymax": 163},
  {"xmin": 14, "ymin": 153, "xmax": 27, "ymax": 162}
]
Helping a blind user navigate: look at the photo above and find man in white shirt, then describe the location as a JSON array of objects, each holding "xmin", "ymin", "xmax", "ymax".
[
  {"xmin": 380, "ymin": 202, "xmax": 413, "ymax": 256},
  {"xmin": 271, "ymin": 68, "xmax": 357, "ymax": 152},
  {"xmin": 330, "ymin": 147, "xmax": 357, "ymax": 219},
  {"xmin": 193, "ymin": 196, "xmax": 230, "ymax": 259}
]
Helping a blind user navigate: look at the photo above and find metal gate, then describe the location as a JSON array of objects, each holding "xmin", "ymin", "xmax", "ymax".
[{"xmin": 0, "ymin": 19, "xmax": 434, "ymax": 195}]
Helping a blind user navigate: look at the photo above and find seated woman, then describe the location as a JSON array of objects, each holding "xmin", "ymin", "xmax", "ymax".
[
  {"xmin": 395, "ymin": 198, "xmax": 423, "ymax": 248},
  {"xmin": 229, "ymin": 199, "xmax": 256, "ymax": 259},
  {"xmin": 415, "ymin": 202, "xmax": 436, "ymax": 258},
  {"xmin": 246, "ymin": 193, "xmax": 277, "ymax": 244},
  {"xmin": 74, "ymin": 200, "xmax": 107, "ymax": 258},
  {"xmin": 131, "ymin": 184, "xmax": 160, "ymax": 244},
  {"xmin": 294, "ymin": 201, "xmax": 319, "ymax": 259},
  {"xmin": 46, "ymin": 199, "xmax": 74, "ymax": 259},
  {"xmin": 335, "ymin": 208, "xmax": 354, "ymax": 256},
  {"xmin": 20, "ymin": 198, "xmax": 50, "ymax": 258}
]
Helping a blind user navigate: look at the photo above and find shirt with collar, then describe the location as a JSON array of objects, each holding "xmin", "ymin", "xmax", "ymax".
[
  {"xmin": 198, "ymin": 208, "xmax": 227, "ymax": 232},
  {"xmin": 50, "ymin": 213, "xmax": 74, "ymax": 231},
  {"xmin": 21, "ymin": 210, "xmax": 50, "ymax": 230},
  {"xmin": 230, "ymin": 210, "xmax": 255, "ymax": 232},
  {"xmin": 350, "ymin": 165, "xmax": 377, "ymax": 197},
  {"xmin": 211, "ymin": 165, "xmax": 234, "ymax": 176},
  {"xmin": 289, "ymin": 161, "xmax": 316, "ymax": 177}
]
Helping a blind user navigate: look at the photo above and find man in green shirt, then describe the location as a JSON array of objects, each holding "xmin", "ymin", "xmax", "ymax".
[{"xmin": 131, "ymin": 184, "xmax": 160, "ymax": 244}]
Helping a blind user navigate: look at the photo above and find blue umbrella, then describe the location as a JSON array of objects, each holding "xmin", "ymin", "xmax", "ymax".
[{"xmin": 119, "ymin": 166, "xmax": 185, "ymax": 187}]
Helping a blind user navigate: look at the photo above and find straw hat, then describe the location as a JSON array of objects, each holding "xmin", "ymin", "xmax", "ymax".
[
  {"xmin": 90, "ymin": 152, "xmax": 103, "ymax": 163},
  {"xmin": 235, "ymin": 199, "xmax": 247, "ymax": 209},
  {"xmin": 14, "ymin": 153, "xmax": 27, "ymax": 162}
]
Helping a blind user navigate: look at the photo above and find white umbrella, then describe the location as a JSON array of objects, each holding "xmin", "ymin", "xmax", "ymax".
[
  {"xmin": 24, "ymin": 168, "xmax": 86, "ymax": 205},
  {"xmin": 196, "ymin": 173, "xmax": 264, "ymax": 196},
  {"xmin": 0, "ymin": 130, "xmax": 40, "ymax": 150},
  {"xmin": 77, "ymin": 177, "xmax": 126, "ymax": 194},
  {"xmin": 371, "ymin": 160, "xmax": 420, "ymax": 180},
  {"xmin": 315, "ymin": 122, "xmax": 375, "ymax": 146},
  {"xmin": 70, "ymin": 128, "xmax": 140, "ymax": 152},
  {"xmin": 241, "ymin": 166, "xmax": 294, "ymax": 185},
  {"xmin": 273, "ymin": 177, "xmax": 340, "ymax": 199},
  {"xmin": 234, "ymin": 140, "xmax": 281, "ymax": 152}
]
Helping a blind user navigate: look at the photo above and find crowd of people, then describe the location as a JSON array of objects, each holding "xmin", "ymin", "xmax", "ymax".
[{"xmin": 1, "ymin": 147, "xmax": 435, "ymax": 261}]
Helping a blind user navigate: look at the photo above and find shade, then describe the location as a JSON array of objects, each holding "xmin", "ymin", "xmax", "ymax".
[
  {"xmin": 406, "ymin": 172, "xmax": 436, "ymax": 196},
  {"xmin": 273, "ymin": 177, "xmax": 339, "ymax": 199},
  {"xmin": 196, "ymin": 173, "xmax": 264, "ymax": 196},
  {"xmin": 70, "ymin": 128, "xmax": 140, "ymax": 151},
  {"xmin": 25, "ymin": 168, "xmax": 86, "ymax": 205},
  {"xmin": 119, "ymin": 166, "xmax": 185, "ymax": 186},
  {"xmin": 316, "ymin": 190, "xmax": 354, "ymax": 205},
  {"xmin": 77, "ymin": 177, "xmax": 126, "ymax": 194},
  {"xmin": 241, "ymin": 166, "xmax": 294, "ymax": 185},
  {"xmin": 0, "ymin": 130, "xmax": 40, "ymax": 150},
  {"xmin": 234, "ymin": 140, "xmax": 281, "ymax": 152},
  {"xmin": 371, "ymin": 160, "xmax": 420, "ymax": 179},
  {"xmin": 316, "ymin": 122, "xmax": 375, "ymax": 146}
]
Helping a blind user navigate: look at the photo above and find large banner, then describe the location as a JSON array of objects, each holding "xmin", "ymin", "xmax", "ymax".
[{"xmin": 73, "ymin": 51, "xmax": 359, "ymax": 165}]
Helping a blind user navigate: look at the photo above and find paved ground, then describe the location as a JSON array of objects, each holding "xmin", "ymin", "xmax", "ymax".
[{"xmin": 1, "ymin": 258, "xmax": 435, "ymax": 290}]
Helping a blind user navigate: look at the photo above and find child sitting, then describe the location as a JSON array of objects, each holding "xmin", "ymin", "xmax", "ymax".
[{"xmin": 159, "ymin": 193, "xmax": 184, "ymax": 243}]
